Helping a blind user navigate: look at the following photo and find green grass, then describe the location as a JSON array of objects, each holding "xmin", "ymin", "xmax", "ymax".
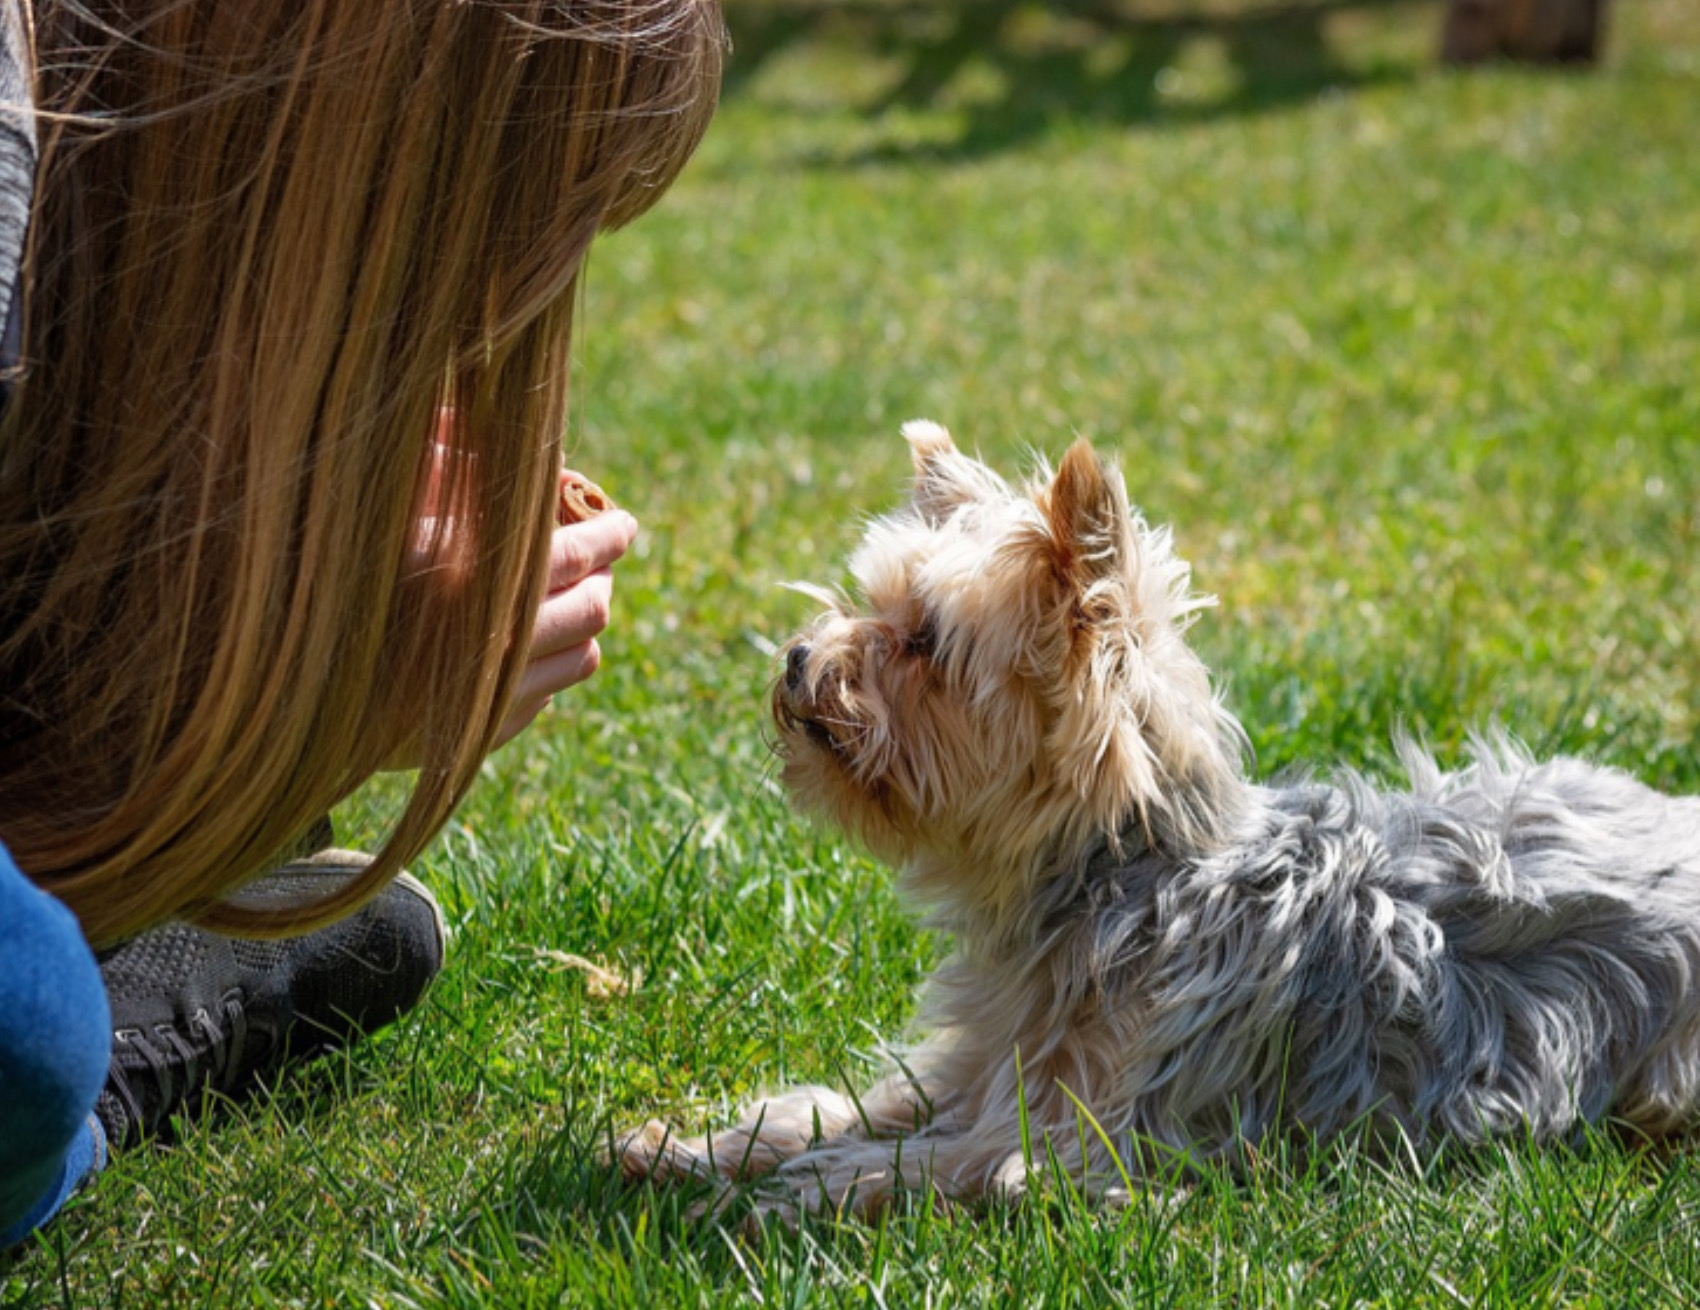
[{"xmin": 8, "ymin": 0, "xmax": 1700, "ymax": 1304}]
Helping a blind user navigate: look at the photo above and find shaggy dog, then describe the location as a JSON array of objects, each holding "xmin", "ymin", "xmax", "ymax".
[{"xmin": 621, "ymin": 422, "xmax": 1700, "ymax": 1216}]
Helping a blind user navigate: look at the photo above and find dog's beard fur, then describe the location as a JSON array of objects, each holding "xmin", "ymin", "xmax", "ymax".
[{"xmin": 621, "ymin": 422, "xmax": 1700, "ymax": 1218}]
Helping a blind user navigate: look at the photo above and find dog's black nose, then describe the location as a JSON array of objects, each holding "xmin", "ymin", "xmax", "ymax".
[{"xmin": 785, "ymin": 643, "xmax": 811, "ymax": 691}]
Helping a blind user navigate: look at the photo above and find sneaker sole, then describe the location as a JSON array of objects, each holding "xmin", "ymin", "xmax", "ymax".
[{"xmin": 392, "ymin": 869, "xmax": 450, "ymax": 957}]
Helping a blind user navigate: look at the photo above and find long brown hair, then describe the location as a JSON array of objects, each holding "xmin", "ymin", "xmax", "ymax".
[{"xmin": 0, "ymin": 0, "xmax": 722, "ymax": 944}]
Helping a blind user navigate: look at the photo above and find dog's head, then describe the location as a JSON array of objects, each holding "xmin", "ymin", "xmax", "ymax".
[{"xmin": 773, "ymin": 422, "xmax": 1245, "ymax": 914}]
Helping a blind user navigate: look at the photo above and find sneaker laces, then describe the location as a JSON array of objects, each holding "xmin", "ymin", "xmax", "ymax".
[{"xmin": 105, "ymin": 991, "xmax": 254, "ymax": 1137}]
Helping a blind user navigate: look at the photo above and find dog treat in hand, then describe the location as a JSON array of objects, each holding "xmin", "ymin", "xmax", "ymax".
[{"xmin": 557, "ymin": 469, "xmax": 617, "ymax": 526}]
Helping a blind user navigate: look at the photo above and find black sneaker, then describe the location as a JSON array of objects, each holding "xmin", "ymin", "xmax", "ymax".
[{"xmin": 93, "ymin": 850, "xmax": 447, "ymax": 1149}]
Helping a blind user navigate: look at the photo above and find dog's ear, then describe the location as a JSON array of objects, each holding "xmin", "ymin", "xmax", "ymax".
[
  {"xmin": 1045, "ymin": 439, "xmax": 1131, "ymax": 597},
  {"xmin": 903, "ymin": 419, "xmax": 958, "ymax": 467},
  {"xmin": 902, "ymin": 419, "xmax": 975, "ymax": 522}
]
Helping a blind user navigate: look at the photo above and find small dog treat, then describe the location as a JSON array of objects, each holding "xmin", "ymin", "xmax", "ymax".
[{"xmin": 557, "ymin": 469, "xmax": 617, "ymax": 525}]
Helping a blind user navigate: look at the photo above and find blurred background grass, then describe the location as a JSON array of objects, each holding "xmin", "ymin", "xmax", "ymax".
[
  {"xmin": 582, "ymin": 0, "xmax": 1698, "ymax": 787},
  {"xmin": 7, "ymin": 1, "xmax": 1699, "ymax": 1305}
]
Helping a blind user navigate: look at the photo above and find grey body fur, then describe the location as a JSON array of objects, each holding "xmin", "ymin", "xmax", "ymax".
[{"xmin": 1000, "ymin": 737, "xmax": 1700, "ymax": 1158}]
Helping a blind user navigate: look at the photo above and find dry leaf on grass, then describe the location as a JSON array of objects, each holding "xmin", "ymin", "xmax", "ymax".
[{"xmin": 534, "ymin": 947, "xmax": 641, "ymax": 999}]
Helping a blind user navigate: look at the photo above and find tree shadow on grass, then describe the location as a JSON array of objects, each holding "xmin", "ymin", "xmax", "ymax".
[{"xmin": 722, "ymin": 0, "xmax": 1427, "ymax": 162}]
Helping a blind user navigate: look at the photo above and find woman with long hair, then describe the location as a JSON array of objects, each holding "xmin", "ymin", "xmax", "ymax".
[{"xmin": 0, "ymin": 0, "xmax": 722, "ymax": 1245}]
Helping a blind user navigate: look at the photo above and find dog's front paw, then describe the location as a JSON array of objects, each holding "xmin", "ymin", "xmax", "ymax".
[
  {"xmin": 615, "ymin": 1120, "xmax": 750, "ymax": 1224},
  {"xmin": 772, "ymin": 1140, "xmax": 963, "ymax": 1222},
  {"xmin": 616, "ymin": 1119, "xmax": 785, "ymax": 1187},
  {"xmin": 615, "ymin": 1119, "xmax": 708, "ymax": 1184}
]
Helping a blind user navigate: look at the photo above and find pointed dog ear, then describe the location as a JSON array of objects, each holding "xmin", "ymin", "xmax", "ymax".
[
  {"xmin": 902, "ymin": 419, "xmax": 975, "ymax": 523},
  {"xmin": 902, "ymin": 418, "xmax": 957, "ymax": 467},
  {"xmin": 1045, "ymin": 439, "xmax": 1130, "ymax": 594}
]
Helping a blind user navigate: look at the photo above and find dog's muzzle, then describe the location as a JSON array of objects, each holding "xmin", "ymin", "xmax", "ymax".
[
  {"xmin": 784, "ymin": 642, "xmax": 812, "ymax": 695},
  {"xmin": 776, "ymin": 643, "xmax": 844, "ymax": 755}
]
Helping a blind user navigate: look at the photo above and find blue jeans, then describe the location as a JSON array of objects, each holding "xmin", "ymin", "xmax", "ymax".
[{"xmin": 0, "ymin": 840, "xmax": 109, "ymax": 1247}]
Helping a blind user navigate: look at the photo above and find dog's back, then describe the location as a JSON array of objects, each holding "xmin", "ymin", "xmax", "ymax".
[{"xmin": 1044, "ymin": 738, "xmax": 1700, "ymax": 1156}]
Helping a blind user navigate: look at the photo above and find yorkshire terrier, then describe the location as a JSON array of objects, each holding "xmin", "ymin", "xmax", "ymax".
[{"xmin": 620, "ymin": 421, "xmax": 1700, "ymax": 1216}]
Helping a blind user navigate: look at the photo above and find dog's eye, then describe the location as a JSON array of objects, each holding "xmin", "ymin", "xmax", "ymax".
[{"xmin": 905, "ymin": 620, "xmax": 937, "ymax": 658}]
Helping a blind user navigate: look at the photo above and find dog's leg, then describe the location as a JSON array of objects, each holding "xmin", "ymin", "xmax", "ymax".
[
  {"xmin": 618, "ymin": 1071, "xmax": 942, "ymax": 1186},
  {"xmin": 763, "ymin": 1131, "xmax": 992, "ymax": 1220},
  {"xmin": 761, "ymin": 1106, "xmax": 1176, "ymax": 1221},
  {"xmin": 764, "ymin": 1117, "xmax": 1031, "ymax": 1220}
]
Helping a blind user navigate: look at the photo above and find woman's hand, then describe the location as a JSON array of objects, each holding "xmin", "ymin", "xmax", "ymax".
[
  {"xmin": 492, "ymin": 501, "xmax": 639, "ymax": 748},
  {"xmin": 399, "ymin": 418, "xmax": 638, "ymax": 766}
]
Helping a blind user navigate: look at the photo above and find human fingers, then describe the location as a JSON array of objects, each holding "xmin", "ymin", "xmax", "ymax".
[
  {"xmin": 531, "ymin": 567, "xmax": 614, "ymax": 659},
  {"xmin": 548, "ymin": 511, "xmax": 638, "ymax": 592},
  {"xmin": 491, "ymin": 695, "xmax": 552, "ymax": 751},
  {"xmin": 492, "ymin": 641, "xmax": 603, "ymax": 749},
  {"xmin": 514, "ymin": 638, "xmax": 602, "ymax": 707},
  {"xmin": 490, "ymin": 639, "xmax": 605, "ymax": 750}
]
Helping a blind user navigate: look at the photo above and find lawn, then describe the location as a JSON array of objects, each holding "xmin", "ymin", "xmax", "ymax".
[{"xmin": 7, "ymin": 0, "xmax": 1700, "ymax": 1305}]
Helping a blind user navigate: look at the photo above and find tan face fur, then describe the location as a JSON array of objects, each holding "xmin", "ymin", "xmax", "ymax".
[{"xmin": 773, "ymin": 423, "xmax": 1246, "ymax": 926}]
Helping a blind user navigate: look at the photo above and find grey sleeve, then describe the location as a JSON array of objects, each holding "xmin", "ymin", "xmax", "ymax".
[{"xmin": 0, "ymin": 0, "xmax": 35, "ymax": 375}]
